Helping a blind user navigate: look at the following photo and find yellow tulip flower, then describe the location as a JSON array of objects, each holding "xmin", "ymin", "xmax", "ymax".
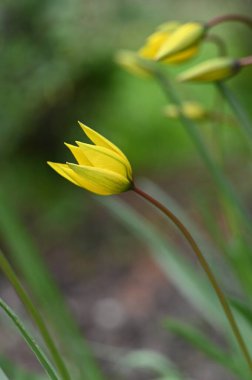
[
  {"xmin": 48, "ymin": 123, "xmax": 133, "ymax": 195},
  {"xmin": 138, "ymin": 22, "xmax": 180, "ymax": 60},
  {"xmin": 139, "ymin": 21, "xmax": 203, "ymax": 64}
]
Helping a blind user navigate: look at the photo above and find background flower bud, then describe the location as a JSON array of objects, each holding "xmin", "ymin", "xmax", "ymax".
[
  {"xmin": 177, "ymin": 57, "xmax": 241, "ymax": 82},
  {"xmin": 164, "ymin": 101, "xmax": 208, "ymax": 121},
  {"xmin": 115, "ymin": 50, "xmax": 154, "ymax": 78},
  {"xmin": 156, "ymin": 22, "xmax": 206, "ymax": 61},
  {"xmin": 138, "ymin": 21, "xmax": 179, "ymax": 60}
]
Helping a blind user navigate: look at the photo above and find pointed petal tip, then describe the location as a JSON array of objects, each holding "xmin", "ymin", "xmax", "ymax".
[
  {"xmin": 47, "ymin": 161, "xmax": 65, "ymax": 169},
  {"xmin": 78, "ymin": 121, "xmax": 94, "ymax": 134},
  {"xmin": 64, "ymin": 142, "xmax": 76, "ymax": 149},
  {"xmin": 78, "ymin": 121, "xmax": 88, "ymax": 130},
  {"xmin": 75, "ymin": 140, "xmax": 86, "ymax": 147}
]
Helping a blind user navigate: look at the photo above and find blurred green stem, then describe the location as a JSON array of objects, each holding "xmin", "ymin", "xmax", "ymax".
[
  {"xmin": 0, "ymin": 251, "xmax": 71, "ymax": 380},
  {"xmin": 206, "ymin": 34, "xmax": 228, "ymax": 56},
  {"xmin": 154, "ymin": 70, "xmax": 251, "ymax": 226},
  {"xmin": 133, "ymin": 185, "xmax": 252, "ymax": 373},
  {"xmin": 216, "ymin": 82, "xmax": 252, "ymax": 139}
]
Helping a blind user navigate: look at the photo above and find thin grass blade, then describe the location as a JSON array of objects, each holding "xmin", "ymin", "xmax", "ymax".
[
  {"xmin": 0, "ymin": 188, "xmax": 105, "ymax": 380},
  {"xmin": 99, "ymin": 197, "xmax": 223, "ymax": 325},
  {"xmin": 0, "ymin": 299, "xmax": 59, "ymax": 380},
  {"xmin": 164, "ymin": 318, "xmax": 244, "ymax": 377}
]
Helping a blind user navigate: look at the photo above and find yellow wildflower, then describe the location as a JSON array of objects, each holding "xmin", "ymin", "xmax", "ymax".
[
  {"xmin": 139, "ymin": 21, "xmax": 204, "ymax": 64},
  {"xmin": 177, "ymin": 57, "xmax": 240, "ymax": 82},
  {"xmin": 139, "ymin": 22, "xmax": 179, "ymax": 60},
  {"xmin": 48, "ymin": 123, "xmax": 133, "ymax": 195}
]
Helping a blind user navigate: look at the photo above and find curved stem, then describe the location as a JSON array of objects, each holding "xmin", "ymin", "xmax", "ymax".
[
  {"xmin": 206, "ymin": 34, "xmax": 228, "ymax": 56},
  {"xmin": 0, "ymin": 251, "xmax": 71, "ymax": 380},
  {"xmin": 208, "ymin": 14, "xmax": 252, "ymax": 28},
  {"xmin": 133, "ymin": 185, "xmax": 252, "ymax": 373}
]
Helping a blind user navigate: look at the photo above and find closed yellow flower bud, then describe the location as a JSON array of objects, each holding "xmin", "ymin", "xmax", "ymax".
[
  {"xmin": 139, "ymin": 21, "xmax": 179, "ymax": 59},
  {"xmin": 177, "ymin": 57, "xmax": 241, "ymax": 83},
  {"xmin": 156, "ymin": 22, "xmax": 206, "ymax": 62},
  {"xmin": 164, "ymin": 101, "xmax": 208, "ymax": 121},
  {"xmin": 48, "ymin": 123, "xmax": 133, "ymax": 195},
  {"xmin": 139, "ymin": 21, "xmax": 200, "ymax": 64},
  {"xmin": 115, "ymin": 50, "xmax": 154, "ymax": 78}
]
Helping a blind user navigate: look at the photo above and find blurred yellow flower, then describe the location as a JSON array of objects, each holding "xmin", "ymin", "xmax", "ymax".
[
  {"xmin": 177, "ymin": 57, "xmax": 240, "ymax": 82},
  {"xmin": 48, "ymin": 123, "xmax": 133, "ymax": 195},
  {"xmin": 115, "ymin": 50, "xmax": 154, "ymax": 78},
  {"xmin": 139, "ymin": 21, "xmax": 204, "ymax": 64},
  {"xmin": 139, "ymin": 22, "xmax": 179, "ymax": 61},
  {"xmin": 164, "ymin": 101, "xmax": 208, "ymax": 121}
]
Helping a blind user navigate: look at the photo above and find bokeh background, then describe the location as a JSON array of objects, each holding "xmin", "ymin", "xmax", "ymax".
[{"xmin": 0, "ymin": 0, "xmax": 252, "ymax": 379}]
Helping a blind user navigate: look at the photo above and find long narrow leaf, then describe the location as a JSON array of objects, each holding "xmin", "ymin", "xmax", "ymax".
[
  {"xmin": 120, "ymin": 349, "xmax": 184, "ymax": 379},
  {"xmin": 0, "ymin": 188, "xmax": 105, "ymax": 380},
  {"xmin": 164, "ymin": 319, "xmax": 242, "ymax": 377},
  {"xmin": 0, "ymin": 367, "xmax": 10, "ymax": 380},
  {"xmin": 99, "ymin": 197, "xmax": 222, "ymax": 326},
  {"xmin": 155, "ymin": 71, "xmax": 250, "ymax": 227},
  {"xmin": 139, "ymin": 180, "xmax": 241, "ymax": 289},
  {"xmin": 100, "ymin": 196, "xmax": 252, "ymax": 371},
  {"xmin": 230, "ymin": 298, "xmax": 252, "ymax": 328},
  {"xmin": 0, "ymin": 251, "xmax": 70, "ymax": 380},
  {"xmin": 216, "ymin": 82, "xmax": 252, "ymax": 140},
  {"xmin": 0, "ymin": 356, "xmax": 47, "ymax": 380},
  {"xmin": 0, "ymin": 299, "xmax": 59, "ymax": 380},
  {"xmin": 196, "ymin": 194, "xmax": 252, "ymax": 295}
]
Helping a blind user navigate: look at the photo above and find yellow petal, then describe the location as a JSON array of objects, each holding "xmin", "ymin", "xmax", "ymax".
[
  {"xmin": 139, "ymin": 30, "xmax": 198, "ymax": 64},
  {"xmin": 78, "ymin": 122, "xmax": 127, "ymax": 160},
  {"xmin": 76, "ymin": 142, "xmax": 132, "ymax": 180},
  {"xmin": 139, "ymin": 22, "xmax": 181, "ymax": 60},
  {"xmin": 163, "ymin": 44, "xmax": 199, "ymax": 64},
  {"xmin": 78, "ymin": 122, "xmax": 132, "ymax": 176},
  {"xmin": 68, "ymin": 163, "xmax": 132, "ymax": 195},
  {"xmin": 47, "ymin": 162, "xmax": 80, "ymax": 186},
  {"xmin": 156, "ymin": 22, "xmax": 205, "ymax": 61},
  {"xmin": 64, "ymin": 143, "xmax": 91, "ymax": 165},
  {"xmin": 157, "ymin": 21, "xmax": 181, "ymax": 33},
  {"xmin": 139, "ymin": 31, "xmax": 169, "ymax": 59}
]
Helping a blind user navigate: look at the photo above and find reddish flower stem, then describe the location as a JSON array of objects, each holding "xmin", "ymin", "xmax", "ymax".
[
  {"xmin": 133, "ymin": 185, "xmax": 252, "ymax": 373},
  {"xmin": 207, "ymin": 14, "xmax": 252, "ymax": 28},
  {"xmin": 239, "ymin": 56, "xmax": 252, "ymax": 67}
]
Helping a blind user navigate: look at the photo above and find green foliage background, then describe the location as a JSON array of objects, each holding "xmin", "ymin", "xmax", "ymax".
[{"xmin": 0, "ymin": 0, "xmax": 250, "ymax": 236}]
